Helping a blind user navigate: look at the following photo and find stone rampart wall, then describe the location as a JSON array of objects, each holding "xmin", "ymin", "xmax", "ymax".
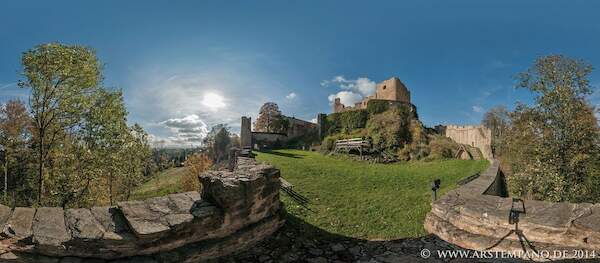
[
  {"xmin": 425, "ymin": 160, "xmax": 600, "ymax": 261},
  {"xmin": 0, "ymin": 157, "xmax": 285, "ymax": 263}
]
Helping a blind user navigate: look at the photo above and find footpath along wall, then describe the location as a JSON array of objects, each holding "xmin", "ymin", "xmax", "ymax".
[
  {"xmin": 425, "ymin": 160, "xmax": 600, "ymax": 261},
  {"xmin": 0, "ymin": 157, "xmax": 285, "ymax": 263}
]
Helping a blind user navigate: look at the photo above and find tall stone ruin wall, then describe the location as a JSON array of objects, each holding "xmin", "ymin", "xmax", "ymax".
[
  {"xmin": 0, "ymin": 157, "xmax": 285, "ymax": 263},
  {"xmin": 443, "ymin": 125, "xmax": 493, "ymax": 161},
  {"xmin": 240, "ymin": 116, "xmax": 318, "ymax": 150},
  {"xmin": 425, "ymin": 160, "xmax": 600, "ymax": 261}
]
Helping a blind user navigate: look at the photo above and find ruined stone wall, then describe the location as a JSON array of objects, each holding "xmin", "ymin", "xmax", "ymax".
[
  {"xmin": 425, "ymin": 161, "xmax": 600, "ymax": 261},
  {"xmin": 443, "ymin": 125, "xmax": 493, "ymax": 161},
  {"xmin": 285, "ymin": 117, "xmax": 318, "ymax": 139},
  {"xmin": 251, "ymin": 132, "xmax": 287, "ymax": 149},
  {"xmin": 0, "ymin": 157, "xmax": 284, "ymax": 263}
]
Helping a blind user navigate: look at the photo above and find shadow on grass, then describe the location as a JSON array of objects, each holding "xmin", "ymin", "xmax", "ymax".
[{"xmin": 259, "ymin": 150, "xmax": 304, "ymax": 159}]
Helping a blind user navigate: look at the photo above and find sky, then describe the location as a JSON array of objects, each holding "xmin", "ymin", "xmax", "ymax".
[{"xmin": 1, "ymin": 1, "xmax": 600, "ymax": 147}]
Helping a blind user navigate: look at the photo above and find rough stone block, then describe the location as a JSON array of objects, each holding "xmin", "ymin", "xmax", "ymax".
[
  {"xmin": 90, "ymin": 206, "xmax": 130, "ymax": 235},
  {"xmin": 0, "ymin": 204, "xmax": 12, "ymax": 225},
  {"xmin": 118, "ymin": 200, "xmax": 170, "ymax": 238},
  {"xmin": 6, "ymin": 207, "xmax": 35, "ymax": 239},
  {"xmin": 32, "ymin": 207, "xmax": 71, "ymax": 246},
  {"xmin": 66, "ymin": 208, "xmax": 105, "ymax": 240},
  {"xmin": 167, "ymin": 192, "xmax": 197, "ymax": 213}
]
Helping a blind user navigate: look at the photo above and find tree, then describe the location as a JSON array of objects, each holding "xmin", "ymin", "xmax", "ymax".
[
  {"xmin": 118, "ymin": 124, "xmax": 152, "ymax": 201},
  {"xmin": 507, "ymin": 55, "xmax": 600, "ymax": 202},
  {"xmin": 82, "ymin": 89, "xmax": 129, "ymax": 205},
  {"xmin": 0, "ymin": 100, "xmax": 31, "ymax": 200},
  {"xmin": 182, "ymin": 153, "xmax": 212, "ymax": 191},
  {"xmin": 203, "ymin": 124, "xmax": 232, "ymax": 163},
  {"xmin": 254, "ymin": 102, "xmax": 288, "ymax": 133},
  {"xmin": 481, "ymin": 105, "xmax": 511, "ymax": 154},
  {"xmin": 19, "ymin": 43, "xmax": 101, "ymax": 205}
]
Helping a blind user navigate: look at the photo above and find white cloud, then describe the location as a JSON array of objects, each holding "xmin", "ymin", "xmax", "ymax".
[
  {"xmin": 286, "ymin": 92, "xmax": 297, "ymax": 100},
  {"xmin": 328, "ymin": 91, "xmax": 363, "ymax": 106},
  {"xmin": 322, "ymin": 75, "xmax": 376, "ymax": 107},
  {"xmin": 162, "ymin": 114, "xmax": 208, "ymax": 130},
  {"xmin": 310, "ymin": 118, "xmax": 317, "ymax": 124},
  {"xmin": 322, "ymin": 75, "xmax": 376, "ymax": 97},
  {"xmin": 472, "ymin": 105, "xmax": 484, "ymax": 113},
  {"xmin": 155, "ymin": 114, "xmax": 210, "ymax": 147}
]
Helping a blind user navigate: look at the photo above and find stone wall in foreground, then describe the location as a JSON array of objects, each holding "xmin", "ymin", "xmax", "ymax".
[
  {"xmin": 425, "ymin": 160, "xmax": 600, "ymax": 261},
  {"xmin": 0, "ymin": 157, "xmax": 285, "ymax": 263}
]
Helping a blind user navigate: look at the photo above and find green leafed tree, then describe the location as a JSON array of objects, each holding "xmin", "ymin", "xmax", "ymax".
[
  {"xmin": 19, "ymin": 43, "xmax": 101, "ymax": 205},
  {"xmin": 203, "ymin": 124, "xmax": 232, "ymax": 163},
  {"xmin": 481, "ymin": 105, "xmax": 511, "ymax": 155},
  {"xmin": 506, "ymin": 55, "xmax": 600, "ymax": 202}
]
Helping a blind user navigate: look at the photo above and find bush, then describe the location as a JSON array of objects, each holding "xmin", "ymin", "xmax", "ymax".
[
  {"xmin": 366, "ymin": 100, "xmax": 390, "ymax": 115},
  {"xmin": 366, "ymin": 107, "xmax": 411, "ymax": 152},
  {"xmin": 182, "ymin": 153, "xmax": 212, "ymax": 191},
  {"xmin": 326, "ymin": 110, "xmax": 368, "ymax": 135},
  {"xmin": 428, "ymin": 135, "xmax": 460, "ymax": 160}
]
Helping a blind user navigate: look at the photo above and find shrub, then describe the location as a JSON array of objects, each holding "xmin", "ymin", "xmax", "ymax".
[
  {"xmin": 428, "ymin": 135, "xmax": 460, "ymax": 160},
  {"xmin": 366, "ymin": 100, "xmax": 390, "ymax": 115},
  {"xmin": 366, "ymin": 107, "xmax": 411, "ymax": 152},
  {"xmin": 182, "ymin": 153, "xmax": 212, "ymax": 191},
  {"xmin": 326, "ymin": 110, "xmax": 368, "ymax": 135}
]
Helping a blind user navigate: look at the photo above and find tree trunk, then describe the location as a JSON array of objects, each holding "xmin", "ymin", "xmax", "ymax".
[
  {"xmin": 109, "ymin": 171, "xmax": 113, "ymax": 206},
  {"xmin": 4, "ymin": 154, "xmax": 7, "ymax": 200},
  {"xmin": 37, "ymin": 133, "xmax": 44, "ymax": 205}
]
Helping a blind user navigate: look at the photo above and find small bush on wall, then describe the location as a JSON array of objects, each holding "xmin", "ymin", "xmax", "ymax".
[
  {"xmin": 366, "ymin": 100, "xmax": 390, "ymax": 115},
  {"xmin": 326, "ymin": 110, "xmax": 369, "ymax": 135}
]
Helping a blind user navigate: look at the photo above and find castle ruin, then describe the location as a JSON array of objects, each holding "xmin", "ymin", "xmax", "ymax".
[
  {"xmin": 241, "ymin": 115, "xmax": 318, "ymax": 150},
  {"xmin": 333, "ymin": 77, "xmax": 411, "ymax": 113},
  {"xmin": 436, "ymin": 125, "xmax": 493, "ymax": 161}
]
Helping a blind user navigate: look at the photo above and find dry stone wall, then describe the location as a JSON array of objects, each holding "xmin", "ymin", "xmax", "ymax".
[
  {"xmin": 0, "ymin": 157, "xmax": 285, "ymax": 263},
  {"xmin": 425, "ymin": 160, "xmax": 600, "ymax": 261}
]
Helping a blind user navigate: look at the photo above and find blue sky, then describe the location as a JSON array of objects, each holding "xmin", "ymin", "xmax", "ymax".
[{"xmin": 1, "ymin": 1, "xmax": 599, "ymax": 147}]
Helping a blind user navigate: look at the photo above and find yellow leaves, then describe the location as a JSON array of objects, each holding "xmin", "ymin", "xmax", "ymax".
[{"xmin": 181, "ymin": 153, "xmax": 213, "ymax": 192}]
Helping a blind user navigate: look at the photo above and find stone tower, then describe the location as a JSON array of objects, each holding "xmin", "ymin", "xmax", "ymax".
[
  {"xmin": 241, "ymin": 116, "xmax": 252, "ymax": 149},
  {"xmin": 333, "ymin": 98, "xmax": 345, "ymax": 113},
  {"xmin": 375, "ymin": 77, "xmax": 410, "ymax": 103}
]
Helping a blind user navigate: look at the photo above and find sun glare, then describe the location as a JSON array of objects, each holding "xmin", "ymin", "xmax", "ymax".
[{"xmin": 201, "ymin": 92, "xmax": 226, "ymax": 110}]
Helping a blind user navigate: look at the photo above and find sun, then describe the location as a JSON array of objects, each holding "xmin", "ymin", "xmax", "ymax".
[{"xmin": 201, "ymin": 92, "xmax": 226, "ymax": 111}]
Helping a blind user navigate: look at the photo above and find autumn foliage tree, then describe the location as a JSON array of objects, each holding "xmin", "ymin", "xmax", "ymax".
[
  {"xmin": 254, "ymin": 102, "xmax": 288, "ymax": 133},
  {"xmin": 505, "ymin": 55, "xmax": 600, "ymax": 202},
  {"xmin": 182, "ymin": 153, "xmax": 212, "ymax": 191},
  {"xmin": 0, "ymin": 100, "xmax": 31, "ymax": 200}
]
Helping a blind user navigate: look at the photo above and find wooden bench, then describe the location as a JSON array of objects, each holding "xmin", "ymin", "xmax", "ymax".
[{"xmin": 334, "ymin": 138, "xmax": 371, "ymax": 156}]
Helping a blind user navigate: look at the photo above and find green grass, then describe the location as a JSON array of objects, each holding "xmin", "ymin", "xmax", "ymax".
[
  {"xmin": 256, "ymin": 149, "xmax": 488, "ymax": 240},
  {"xmin": 131, "ymin": 166, "xmax": 189, "ymax": 200}
]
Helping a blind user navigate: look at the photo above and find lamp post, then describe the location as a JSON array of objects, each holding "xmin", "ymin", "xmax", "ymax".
[{"xmin": 431, "ymin": 179, "xmax": 441, "ymax": 201}]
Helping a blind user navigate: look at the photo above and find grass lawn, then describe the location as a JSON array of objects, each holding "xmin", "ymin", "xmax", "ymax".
[
  {"xmin": 256, "ymin": 149, "xmax": 488, "ymax": 240},
  {"xmin": 131, "ymin": 166, "xmax": 189, "ymax": 200}
]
